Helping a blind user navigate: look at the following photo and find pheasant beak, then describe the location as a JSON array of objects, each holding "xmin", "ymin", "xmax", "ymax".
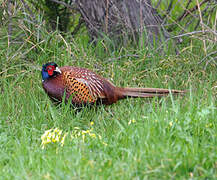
[{"xmin": 54, "ymin": 67, "xmax": 62, "ymax": 74}]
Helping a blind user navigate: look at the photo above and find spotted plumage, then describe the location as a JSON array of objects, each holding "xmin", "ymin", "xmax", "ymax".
[{"xmin": 41, "ymin": 62, "xmax": 185, "ymax": 106}]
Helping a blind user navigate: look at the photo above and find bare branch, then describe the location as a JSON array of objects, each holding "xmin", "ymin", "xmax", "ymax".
[
  {"xmin": 196, "ymin": 0, "xmax": 207, "ymax": 55},
  {"xmin": 155, "ymin": 0, "xmax": 162, "ymax": 9},
  {"xmin": 162, "ymin": 0, "xmax": 174, "ymax": 20},
  {"xmin": 7, "ymin": 0, "xmax": 13, "ymax": 48},
  {"xmin": 186, "ymin": 0, "xmax": 193, "ymax": 9},
  {"xmin": 153, "ymin": 30, "xmax": 214, "ymax": 54},
  {"xmin": 198, "ymin": 50, "xmax": 217, "ymax": 64},
  {"xmin": 177, "ymin": 0, "xmax": 210, "ymax": 22}
]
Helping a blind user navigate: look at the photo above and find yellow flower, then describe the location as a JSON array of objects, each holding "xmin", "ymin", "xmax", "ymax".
[
  {"xmin": 89, "ymin": 133, "xmax": 97, "ymax": 138},
  {"xmin": 41, "ymin": 128, "xmax": 67, "ymax": 149},
  {"xmin": 169, "ymin": 121, "xmax": 173, "ymax": 127},
  {"xmin": 82, "ymin": 130, "xmax": 90, "ymax": 135},
  {"xmin": 128, "ymin": 119, "xmax": 136, "ymax": 125},
  {"xmin": 98, "ymin": 135, "xmax": 102, "ymax": 140},
  {"xmin": 41, "ymin": 126, "xmax": 107, "ymax": 149},
  {"xmin": 61, "ymin": 133, "xmax": 68, "ymax": 146},
  {"xmin": 102, "ymin": 142, "xmax": 108, "ymax": 146}
]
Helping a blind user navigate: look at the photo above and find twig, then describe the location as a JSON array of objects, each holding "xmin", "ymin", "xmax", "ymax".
[
  {"xmin": 170, "ymin": 30, "xmax": 210, "ymax": 39},
  {"xmin": 185, "ymin": 0, "xmax": 193, "ymax": 9},
  {"xmin": 140, "ymin": 0, "xmax": 144, "ymax": 48},
  {"xmin": 7, "ymin": 0, "xmax": 13, "ymax": 48},
  {"xmin": 204, "ymin": 56, "xmax": 217, "ymax": 70},
  {"xmin": 155, "ymin": 0, "xmax": 162, "ymax": 9},
  {"xmin": 22, "ymin": 40, "xmax": 45, "ymax": 56},
  {"xmin": 107, "ymin": 54, "xmax": 140, "ymax": 62},
  {"xmin": 105, "ymin": 0, "xmax": 109, "ymax": 34},
  {"xmin": 153, "ymin": 30, "xmax": 211, "ymax": 54},
  {"xmin": 162, "ymin": 0, "xmax": 174, "ymax": 20},
  {"xmin": 194, "ymin": 3, "xmax": 210, "ymax": 30},
  {"xmin": 178, "ymin": 17, "xmax": 195, "ymax": 37},
  {"xmin": 196, "ymin": 0, "xmax": 207, "ymax": 55},
  {"xmin": 214, "ymin": 5, "xmax": 217, "ymax": 42},
  {"xmin": 176, "ymin": 0, "xmax": 210, "ymax": 22},
  {"xmin": 58, "ymin": 34, "xmax": 72, "ymax": 57},
  {"xmin": 8, "ymin": 35, "xmax": 29, "ymax": 60},
  {"xmin": 177, "ymin": 1, "xmax": 217, "ymax": 37},
  {"xmin": 198, "ymin": 50, "xmax": 217, "ymax": 64}
]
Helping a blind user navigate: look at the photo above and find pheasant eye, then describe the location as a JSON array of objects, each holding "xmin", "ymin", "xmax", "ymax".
[{"xmin": 46, "ymin": 65, "xmax": 55, "ymax": 76}]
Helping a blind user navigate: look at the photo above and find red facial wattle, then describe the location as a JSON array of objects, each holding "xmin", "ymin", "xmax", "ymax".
[{"xmin": 46, "ymin": 65, "xmax": 55, "ymax": 76}]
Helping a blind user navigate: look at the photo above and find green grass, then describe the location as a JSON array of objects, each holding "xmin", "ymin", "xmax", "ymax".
[{"xmin": 0, "ymin": 39, "xmax": 216, "ymax": 179}]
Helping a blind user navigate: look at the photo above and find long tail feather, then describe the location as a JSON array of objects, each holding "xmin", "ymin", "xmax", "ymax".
[{"xmin": 119, "ymin": 87, "xmax": 186, "ymax": 98}]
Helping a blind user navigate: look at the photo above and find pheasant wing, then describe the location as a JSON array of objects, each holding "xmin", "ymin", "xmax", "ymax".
[{"xmin": 62, "ymin": 67, "xmax": 106, "ymax": 104}]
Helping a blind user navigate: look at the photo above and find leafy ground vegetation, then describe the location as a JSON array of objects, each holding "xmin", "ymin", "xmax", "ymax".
[{"xmin": 0, "ymin": 0, "xmax": 216, "ymax": 179}]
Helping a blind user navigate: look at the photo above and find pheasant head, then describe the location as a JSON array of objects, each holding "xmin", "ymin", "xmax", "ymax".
[{"xmin": 41, "ymin": 62, "xmax": 62, "ymax": 81}]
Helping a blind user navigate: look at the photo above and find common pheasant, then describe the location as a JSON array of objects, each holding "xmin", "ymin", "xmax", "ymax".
[{"xmin": 41, "ymin": 62, "xmax": 185, "ymax": 106}]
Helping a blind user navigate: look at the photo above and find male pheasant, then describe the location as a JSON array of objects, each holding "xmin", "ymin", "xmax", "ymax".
[{"xmin": 41, "ymin": 62, "xmax": 185, "ymax": 106}]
